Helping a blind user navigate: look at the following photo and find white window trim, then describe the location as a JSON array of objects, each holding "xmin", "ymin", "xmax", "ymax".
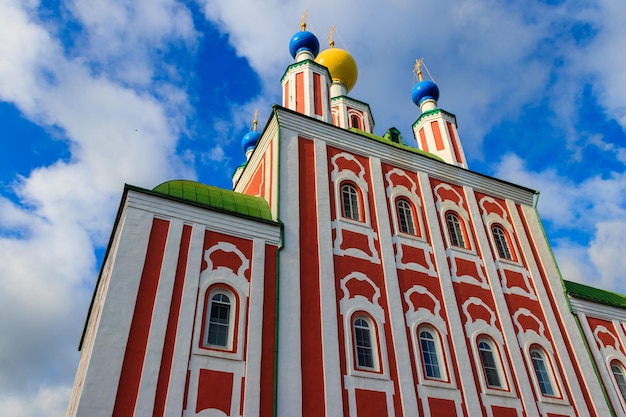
[
  {"xmin": 404, "ymin": 285, "xmax": 457, "ymax": 389},
  {"xmin": 463, "ymin": 298, "xmax": 515, "ymax": 397},
  {"xmin": 192, "ymin": 242, "xmax": 250, "ymax": 361},
  {"xmin": 339, "ymin": 273, "xmax": 390, "ymax": 380}
]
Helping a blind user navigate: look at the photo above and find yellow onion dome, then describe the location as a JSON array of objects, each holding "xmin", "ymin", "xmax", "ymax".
[{"xmin": 315, "ymin": 46, "xmax": 358, "ymax": 93}]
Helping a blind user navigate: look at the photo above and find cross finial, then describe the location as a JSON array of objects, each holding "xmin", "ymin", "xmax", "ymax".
[
  {"xmin": 328, "ymin": 25, "xmax": 336, "ymax": 47},
  {"xmin": 414, "ymin": 58, "xmax": 424, "ymax": 82},
  {"xmin": 300, "ymin": 10, "xmax": 308, "ymax": 31},
  {"xmin": 253, "ymin": 109, "xmax": 259, "ymax": 131}
]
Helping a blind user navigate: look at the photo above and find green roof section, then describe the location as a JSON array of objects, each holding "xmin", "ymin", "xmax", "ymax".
[
  {"xmin": 153, "ymin": 180, "xmax": 273, "ymax": 221},
  {"xmin": 348, "ymin": 128, "xmax": 444, "ymax": 162},
  {"xmin": 564, "ymin": 280, "xmax": 626, "ymax": 310},
  {"xmin": 412, "ymin": 108, "xmax": 458, "ymax": 129}
]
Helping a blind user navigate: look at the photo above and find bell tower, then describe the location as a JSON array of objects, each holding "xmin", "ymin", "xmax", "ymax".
[
  {"xmin": 281, "ymin": 13, "xmax": 332, "ymax": 123},
  {"xmin": 411, "ymin": 59, "xmax": 467, "ymax": 168}
]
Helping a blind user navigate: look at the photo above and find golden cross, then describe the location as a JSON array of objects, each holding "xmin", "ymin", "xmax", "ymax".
[{"xmin": 414, "ymin": 58, "xmax": 424, "ymax": 82}]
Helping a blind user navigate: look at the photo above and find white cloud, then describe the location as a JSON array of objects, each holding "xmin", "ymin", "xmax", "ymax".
[
  {"xmin": 494, "ymin": 153, "xmax": 626, "ymax": 292},
  {"xmin": 0, "ymin": 384, "xmax": 71, "ymax": 417},
  {"xmin": 0, "ymin": 0, "xmax": 199, "ymax": 413}
]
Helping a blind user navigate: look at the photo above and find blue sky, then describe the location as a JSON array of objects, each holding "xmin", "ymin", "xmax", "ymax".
[{"xmin": 1, "ymin": 0, "xmax": 625, "ymax": 415}]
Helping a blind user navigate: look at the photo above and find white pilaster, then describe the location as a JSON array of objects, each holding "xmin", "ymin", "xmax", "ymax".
[{"xmin": 370, "ymin": 157, "xmax": 419, "ymax": 416}]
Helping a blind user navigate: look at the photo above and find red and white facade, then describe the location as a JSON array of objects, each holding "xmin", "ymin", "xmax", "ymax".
[{"xmin": 68, "ymin": 32, "xmax": 623, "ymax": 417}]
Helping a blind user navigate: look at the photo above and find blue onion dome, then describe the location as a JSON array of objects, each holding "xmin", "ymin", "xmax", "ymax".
[
  {"xmin": 411, "ymin": 58, "xmax": 440, "ymax": 107},
  {"xmin": 289, "ymin": 30, "xmax": 320, "ymax": 59},
  {"xmin": 289, "ymin": 14, "xmax": 319, "ymax": 59},
  {"xmin": 411, "ymin": 80, "xmax": 440, "ymax": 106},
  {"xmin": 241, "ymin": 130, "xmax": 261, "ymax": 152}
]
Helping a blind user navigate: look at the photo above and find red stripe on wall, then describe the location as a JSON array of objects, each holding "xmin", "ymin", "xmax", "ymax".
[
  {"xmin": 259, "ymin": 244, "xmax": 277, "ymax": 417},
  {"xmin": 313, "ymin": 73, "xmax": 322, "ymax": 116},
  {"xmin": 431, "ymin": 121, "xmax": 444, "ymax": 150},
  {"xmin": 418, "ymin": 128, "xmax": 428, "ymax": 152},
  {"xmin": 446, "ymin": 121, "xmax": 463, "ymax": 164},
  {"xmin": 284, "ymin": 80, "xmax": 289, "ymax": 107},
  {"xmin": 298, "ymin": 138, "xmax": 326, "ymax": 417},
  {"xmin": 112, "ymin": 218, "xmax": 170, "ymax": 417},
  {"xmin": 152, "ymin": 224, "xmax": 192, "ymax": 417},
  {"xmin": 296, "ymin": 72, "xmax": 305, "ymax": 113}
]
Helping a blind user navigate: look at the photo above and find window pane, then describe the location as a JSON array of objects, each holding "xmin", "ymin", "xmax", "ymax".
[
  {"xmin": 397, "ymin": 199, "xmax": 416, "ymax": 235},
  {"xmin": 479, "ymin": 341, "xmax": 501, "ymax": 388},
  {"xmin": 493, "ymin": 226, "xmax": 512, "ymax": 260},
  {"xmin": 207, "ymin": 294, "xmax": 230, "ymax": 347},
  {"xmin": 446, "ymin": 213, "xmax": 465, "ymax": 247},
  {"xmin": 531, "ymin": 350, "xmax": 555, "ymax": 396},
  {"xmin": 354, "ymin": 318, "xmax": 374, "ymax": 369},
  {"xmin": 420, "ymin": 330, "xmax": 441, "ymax": 379},
  {"xmin": 342, "ymin": 184, "xmax": 360, "ymax": 221}
]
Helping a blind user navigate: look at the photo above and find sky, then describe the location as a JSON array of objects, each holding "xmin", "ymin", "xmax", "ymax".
[{"xmin": 0, "ymin": 0, "xmax": 625, "ymax": 415}]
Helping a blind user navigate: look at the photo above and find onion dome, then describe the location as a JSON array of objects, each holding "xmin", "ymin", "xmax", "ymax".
[
  {"xmin": 289, "ymin": 31, "xmax": 319, "ymax": 59},
  {"xmin": 411, "ymin": 58, "xmax": 439, "ymax": 107},
  {"xmin": 241, "ymin": 111, "xmax": 261, "ymax": 153},
  {"xmin": 411, "ymin": 80, "xmax": 439, "ymax": 106},
  {"xmin": 315, "ymin": 27, "xmax": 358, "ymax": 93},
  {"xmin": 241, "ymin": 130, "xmax": 261, "ymax": 153},
  {"xmin": 289, "ymin": 12, "xmax": 320, "ymax": 59}
]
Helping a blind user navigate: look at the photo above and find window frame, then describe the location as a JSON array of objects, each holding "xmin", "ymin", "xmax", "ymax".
[
  {"xmin": 201, "ymin": 287, "xmax": 238, "ymax": 352},
  {"xmin": 612, "ymin": 361, "xmax": 626, "ymax": 403},
  {"xmin": 446, "ymin": 211, "xmax": 467, "ymax": 249},
  {"xmin": 350, "ymin": 114, "xmax": 361, "ymax": 130},
  {"xmin": 396, "ymin": 198, "xmax": 417, "ymax": 235},
  {"xmin": 341, "ymin": 181, "xmax": 363, "ymax": 222},
  {"xmin": 530, "ymin": 347, "xmax": 558, "ymax": 398},
  {"xmin": 492, "ymin": 224, "xmax": 513, "ymax": 261},
  {"xmin": 477, "ymin": 336, "xmax": 506, "ymax": 391},
  {"xmin": 351, "ymin": 313, "xmax": 381, "ymax": 373},
  {"xmin": 418, "ymin": 326, "xmax": 447, "ymax": 381}
]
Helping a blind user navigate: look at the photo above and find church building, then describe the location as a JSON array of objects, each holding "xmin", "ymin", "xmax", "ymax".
[{"xmin": 66, "ymin": 17, "xmax": 626, "ymax": 417}]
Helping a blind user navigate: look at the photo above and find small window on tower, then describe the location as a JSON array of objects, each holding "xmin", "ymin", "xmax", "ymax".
[
  {"xmin": 341, "ymin": 182, "xmax": 361, "ymax": 221},
  {"xmin": 396, "ymin": 198, "xmax": 416, "ymax": 235},
  {"xmin": 351, "ymin": 115, "xmax": 361, "ymax": 130},
  {"xmin": 492, "ymin": 225, "xmax": 513, "ymax": 260},
  {"xmin": 446, "ymin": 212, "xmax": 466, "ymax": 248}
]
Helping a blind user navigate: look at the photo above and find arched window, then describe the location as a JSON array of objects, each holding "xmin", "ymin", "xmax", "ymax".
[
  {"xmin": 351, "ymin": 115, "xmax": 361, "ymax": 129},
  {"xmin": 419, "ymin": 328, "xmax": 442, "ymax": 379},
  {"xmin": 205, "ymin": 292, "xmax": 231, "ymax": 348},
  {"xmin": 531, "ymin": 348, "xmax": 555, "ymax": 396},
  {"xmin": 354, "ymin": 317, "xmax": 375, "ymax": 369},
  {"xmin": 492, "ymin": 225, "xmax": 512, "ymax": 260},
  {"xmin": 446, "ymin": 212, "xmax": 466, "ymax": 248},
  {"xmin": 478, "ymin": 338, "xmax": 502, "ymax": 388},
  {"xmin": 397, "ymin": 198, "xmax": 416, "ymax": 235},
  {"xmin": 341, "ymin": 183, "xmax": 361, "ymax": 221},
  {"xmin": 612, "ymin": 362, "xmax": 626, "ymax": 401}
]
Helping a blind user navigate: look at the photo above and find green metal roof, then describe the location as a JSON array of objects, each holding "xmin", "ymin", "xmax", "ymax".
[
  {"xmin": 348, "ymin": 128, "xmax": 444, "ymax": 162},
  {"xmin": 412, "ymin": 108, "xmax": 457, "ymax": 128},
  {"xmin": 564, "ymin": 280, "xmax": 626, "ymax": 310},
  {"xmin": 153, "ymin": 180, "xmax": 273, "ymax": 221}
]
